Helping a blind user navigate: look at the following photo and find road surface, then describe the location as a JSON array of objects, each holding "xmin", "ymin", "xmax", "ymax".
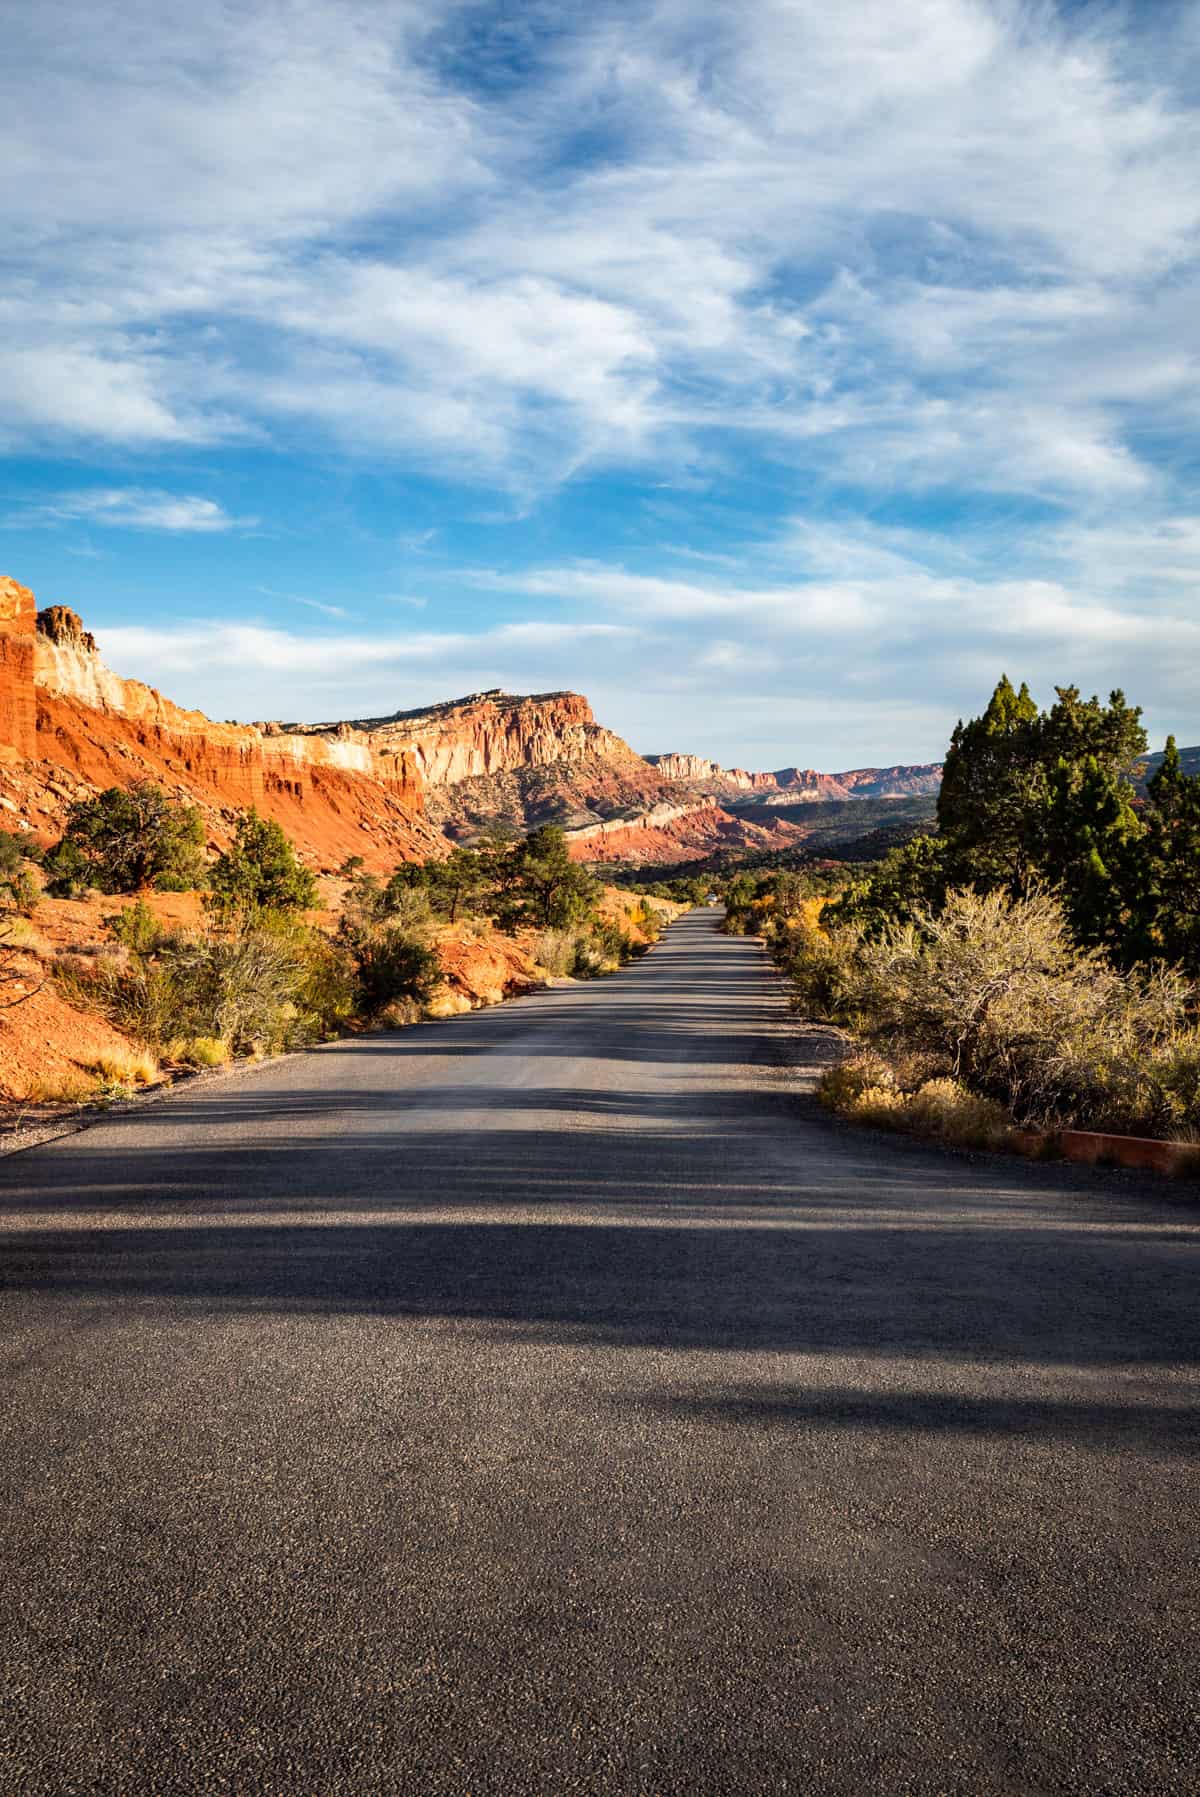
[{"xmin": 1, "ymin": 909, "xmax": 1197, "ymax": 1793}]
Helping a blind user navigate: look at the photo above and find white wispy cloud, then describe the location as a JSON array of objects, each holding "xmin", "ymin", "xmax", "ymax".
[
  {"xmin": 2, "ymin": 0, "xmax": 1196, "ymax": 499},
  {"xmin": 94, "ymin": 616, "xmax": 638, "ymax": 723},
  {"xmin": 16, "ymin": 488, "xmax": 254, "ymax": 532}
]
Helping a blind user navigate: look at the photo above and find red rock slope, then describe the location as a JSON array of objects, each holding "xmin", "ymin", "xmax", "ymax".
[{"xmin": 0, "ymin": 579, "xmax": 444, "ymax": 870}]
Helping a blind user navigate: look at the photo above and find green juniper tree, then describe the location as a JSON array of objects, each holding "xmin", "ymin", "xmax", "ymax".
[
  {"xmin": 44, "ymin": 781, "xmax": 205, "ymax": 896},
  {"xmin": 495, "ymin": 825, "xmax": 598, "ymax": 930},
  {"xmin": 1130, "ymin": 737, "xmax": 1200, "ymax": 975},
  {"xmin": 208, "ymin": 808, "xmax": 318, "ymax": 921}
]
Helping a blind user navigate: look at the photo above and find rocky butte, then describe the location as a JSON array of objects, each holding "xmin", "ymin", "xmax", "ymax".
[{"xmin": 0, "ymin": 574, "xmax": 945, "ymax": 870}]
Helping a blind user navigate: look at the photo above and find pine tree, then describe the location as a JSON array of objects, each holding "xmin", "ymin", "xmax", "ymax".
[
  {"xmin": 1135, "ymin": 737, "xmax": 1200, "ymax": 974},
  {"xmin": 936, "ymin": 675, "xmax": 1042, "ymax": 890}
]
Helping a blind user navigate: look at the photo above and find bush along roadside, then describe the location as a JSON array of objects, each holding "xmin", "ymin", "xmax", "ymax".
[
  {"xmin": 26, "ymin": 813, "xmax": 677, "ymax": 1112},
  {"xmin": 752, "ymin": 882, "xmax": 1200, "ymax": 1178}
]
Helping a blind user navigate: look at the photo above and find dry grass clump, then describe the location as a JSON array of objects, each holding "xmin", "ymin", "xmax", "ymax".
[
  {"xmin": 170, "ymin": 1035, "xmax": 230, "ymax": 1068},
  {"xmin": 88, "ymin": 1048, "xmax": 159, "ymax": 1087},
  {"xmin": 534, "ymin": 928, "xmax": 580, "ymax": 977},
  {"xmin": 820, "ymin": 1059, "xmax": 1011, "ymax": 1149},
  {"xmin": 817, "ymin": 1052, "xmax": 895, "ymax": 1112},
  {"xmin": 19, "ymin": 1071, "xmax": 98, "ymax": 1105},
  {"xmin": 905, "ymin": 1078, "xmax": 1010, "ymax": 1149},
  {"xmin": 847, "ymin": 1083, "xmax": 909, "ymax": 1128}
]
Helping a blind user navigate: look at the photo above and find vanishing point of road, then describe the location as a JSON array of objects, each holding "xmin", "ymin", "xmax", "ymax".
[{"xmin": 2, "ymin": 909, "xmax": 1197, "ymax": 1794}]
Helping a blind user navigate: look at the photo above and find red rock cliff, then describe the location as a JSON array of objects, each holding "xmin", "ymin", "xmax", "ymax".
[
  {"xmin": 294, "ymin": 688, "xmax": 649, "ymax": 788},
  {"xmin": 0, "ymin": 577, "xmax": 37, "ymax": 764},
  {"xmin": 0, "ymin": 584, "xmax": 443, "ymax": 870}
]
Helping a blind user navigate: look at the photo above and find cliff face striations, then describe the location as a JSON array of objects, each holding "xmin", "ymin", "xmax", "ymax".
[
  {"xmin": 0, "ymin": 572, "xmax": 945, "ymax": 874},
  {"xmin": 647, "ymin": 750, "xmax": 943, "ymax": 803},
  {"xmin": 325, "ymin": 689, "xmax": 647, "ymax": 787},
  {"xmin": 0, "ymin": 592, "xmax": 442, "ymax": 869},
  {"xmin": 0, "ymin": 578, "xmax": 38, "ymax": 764}
]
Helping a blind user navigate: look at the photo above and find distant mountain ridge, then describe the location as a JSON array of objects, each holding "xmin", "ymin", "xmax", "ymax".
[
  {"xmin": 645, "ymin": 750, "xmax": 943, "ymax": 803},
  {"xmin": 1134, "ymin": 745, "xmax": 1200, "ymax": 785}
]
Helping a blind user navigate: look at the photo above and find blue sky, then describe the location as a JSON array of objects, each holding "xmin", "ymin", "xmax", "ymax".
[{"xmin": 2, "ymin": 0, "xmax": 1198, "ymax": 767}]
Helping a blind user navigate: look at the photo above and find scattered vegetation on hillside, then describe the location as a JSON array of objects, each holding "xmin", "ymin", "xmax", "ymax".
[
  {"xmin": 364, "ymin": 825, "xmax": 669, "ymax": 972},
  {"xmin": 19, "ymin": 812, "xmax": 671, "ymax": 1101}
]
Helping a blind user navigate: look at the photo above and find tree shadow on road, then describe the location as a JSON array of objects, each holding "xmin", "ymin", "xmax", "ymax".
[{"xmin": 4, "ymin": 1111, "xmax": 1198, "ymax": 1386}]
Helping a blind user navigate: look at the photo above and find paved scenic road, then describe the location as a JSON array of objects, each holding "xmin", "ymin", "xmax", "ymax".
[{"xmin": 2, "ymin": 909, "xmax": 1197, "ymax": 1793}]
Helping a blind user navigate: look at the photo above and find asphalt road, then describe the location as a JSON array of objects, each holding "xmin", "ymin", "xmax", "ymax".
[{"xmin": 1, "ymin": 909, "xmax": 1198, "ymax": 1795}]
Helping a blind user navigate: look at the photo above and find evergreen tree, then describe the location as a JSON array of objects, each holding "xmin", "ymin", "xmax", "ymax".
[
  {"xmin": 495, "ymin": 825, "xmax": 597, "ymax": 929},
  {"xmin": 937, "ymin": 678, "xmax": 1148, "ymax": 921},
  {"xmin": 1133, "ymin": 737, "xmax": 1200, "ymax": 974},
  {"xmin": 427, "ymin": 847, "xmax": 490, "ymax": 923},
  {"xmin": 208, "ymin": 809, "xmax": 318, "ymax": 919},
  {"xmin": 1037, "ymin": 754, "xmax": 1143, "ymax": 955},
  {"xmin": 936, "ymin": 676, "xmax": 1041, "ymax": 890},
  {"xmin": 45, "ymin": 782, "xmax": 205, "ymax": 896},
  {"xmin": 825, "ymin": 834, "xmax": 948, "ymax": 935}
]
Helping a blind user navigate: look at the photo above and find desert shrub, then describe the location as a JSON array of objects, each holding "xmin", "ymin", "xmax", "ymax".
[
  {"xmin": 905, "ymin": 1078, "xmax": 1011, "ymax": 1149},
  {"xmin": 776, "ymin": 915, "xmax": 866, "ymax": 1024},
  {"xmin": 1155, "ymin": 1032, "xmax": 1200, "ymax": 1132},
  {"xmin": 629, "ymin": 899, "xmax": 665, "ymax": 942},
  {"xmin": 45, "ymin": 782, "xmax": 205, "ymax": 896},
  {"xmin": 60, "ymin": 928, "xmax": 308, "ymax": 1055},
  {"xmin": 382, "ymin": 884, "xmax": 433, "ymax": 933},
  {"xmin": 534, "ymin": 920, "xmax": 636, "ymax": 979},
  {"xmin": 251, "ymin": 910, "xmax": 358, "ymax": 1038},
  {"xmin": 208, "ymin": 809, "xmax": 317, "ymax": 920},
  {"xmin": 352, "ymin": 928, "xmax": 442, "ymax": 1017},
  {"xmin": 817, "ymin": 1052, "xmax": 896, "ymax": 1113},
  {"xmin": 589, "ymin": 918, "xmax": 636, "ymax": 968},
  {"xmin": 0, "ymin": 832, "xmax": 40, "ymax": 917},
  {"xmin": 40, "ymin": 837, "xmax": 93, "ymax": 898},
  {"xmin": 341, "ymin": 870, "xmax": 433, "ymax": 943},
  {"xmin": 853, "ymin": 889, "xmax": 1191, "ymax": 1130},
  {"xmin": 534, "ymin": 929, "xmax": 578, "ymax": 976},
  {"xmin": 809, "ymin": 886, "xmax": 1199, "ymax": 1135},
  {"xmin": 820, "ymin": 1058, "xmax": 1011, "ymax": 1148},
  {"xmin": 846, "ymin": 1084, "xmax": 909, "ymax": 1128},
  {"xmin": 293, "ymin": 931, "xmax": 359, "ymax": 1037},
  {"xmin": 172, "ymin": 1035, "xmax": 230, "ymax": 1068},
  {"xmin": 104, "ymin": 898, "xmax": 171, "ymax": 956},
  {"xmin": 570, "ymin": 936, "xmax": 605, "ymax": 978}
]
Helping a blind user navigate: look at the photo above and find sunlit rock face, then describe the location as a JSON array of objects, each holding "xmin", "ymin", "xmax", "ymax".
[
  {"xmin": 0, "ymin": 577, "xmax": 38, "ymax": 763},
  {"xmin": 295, "ymin": 688, "xmax": 650, "ymax": 788},
  {"xmin": 0, "ymin": 585, "xmax": 441, "ymax": 870}
]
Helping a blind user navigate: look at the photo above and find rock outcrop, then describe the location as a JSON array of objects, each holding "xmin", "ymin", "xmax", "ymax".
[
  {"xmin": 0, "ymin": 590, "xmax": 442, "ymax": 869},
  {"xmin": 316, "ymin": 689, "xmax": 651, "ymax": 788},
  {"xmin": 648, "ymin": 750, "xmax": 944, "ymax": 803},
  {"xmin": 824, "ymin": 763, "xmax": 944, "ymax": 799},
  {"xmin": 0, "ymin": 578, "xmax": 38, "ymax": 764}
]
